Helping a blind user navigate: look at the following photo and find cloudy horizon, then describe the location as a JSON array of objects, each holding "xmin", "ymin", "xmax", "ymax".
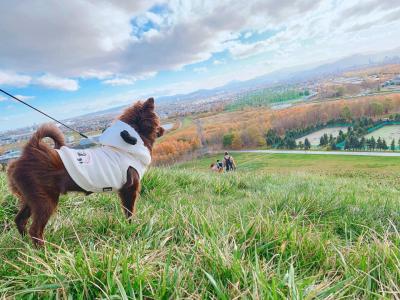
[{"xmin": 1, "ymin": 0, "xmax": 400, "ymax": 131}]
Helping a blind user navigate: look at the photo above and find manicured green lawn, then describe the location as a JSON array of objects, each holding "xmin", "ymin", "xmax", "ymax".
[
  {"xmin": 295, "ymin": 127, "xmax": 348, "ymax": 146},
  {"xmin": 0, "ymin": 153, "xmax": 399, "ymax": 298},
  {"xmin": 364, "ymin": 124, "xmax": 400, "ymax": 142}
]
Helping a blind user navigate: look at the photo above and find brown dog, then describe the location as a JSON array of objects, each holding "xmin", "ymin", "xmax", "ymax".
[{"xmin": 7, "ymin": 98, "xmax": 164, "ymax": 246}]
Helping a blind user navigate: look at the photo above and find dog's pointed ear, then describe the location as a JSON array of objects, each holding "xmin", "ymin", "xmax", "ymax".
[
  {"xmin": 157, "ymin": 126, "xmax": 165, "ymax": 137},
  {"xmin": 143, "ymin": 97, "xmax": 155, "ymax": 111}
]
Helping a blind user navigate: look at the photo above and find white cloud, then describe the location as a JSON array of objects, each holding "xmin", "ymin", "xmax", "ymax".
[
  {"xmin": 0, "ymin": 96, "xmax": 7, "ymax": 102},
  {"xmin": 35, "ymin": 74, "xmax": 79, "ymax": 92},
  {"xmin": 213, "ymin": 59, "xmax": 225, "ymax": 65},
  {"xmin": 0, "ymin": 0, "xmax": 328, "ymax": 81},
  {"xmin": 144, "ymin": 11, "xmax": 164, "ymax": 26},
  {"xmin": 228, "ymin": 39, "xmax": 277, "ymax": 59},
  {"xmin": 0, "ymin": 0, "xmax": 399, "ymax": 91},
  {"xmin": 102, "ymin": 76, "xmax": 136, "ymax": 86},
  {"xmin": 101, "ymin": 71, "xmax": 156, "ymax": 86},
  {"xmin": 193, "ymin": 67, "xmax": 207, "ymax": 73},
  {"xmin": 226, "ymin": 0, "xmax": 400, "ymax": 64},
  {"xmin": 81, "ymin": 70, "xmax": 114, "ymax": 80},
  {"xmin": 0, "ymin": 70, "xmax": 79, "ymax": 91},
  {"xmin": 142, "ymin": 28, "xmax": 162, "ymax": 41},
  {"xmin": 14, "ymin": 95, "xmax": 35, "ymax": 101},
  {"xmin": 0, "ymin": 0, "xmax": 157, "ymax": 77},
  {"xmin": 0, "ymin": 70, "xmax": 31, "ymax": 87}
]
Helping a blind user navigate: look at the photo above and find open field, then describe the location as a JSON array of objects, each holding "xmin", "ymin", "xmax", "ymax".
[
  {"xmin": 364, "ymin": 125, "xmax": 400, "ymax": 141},
  {"xmin": 179, "ymin": 152, "xmax": 400, "ymax": 176},
  {"xmin": 295, "ymin": 127, "xmax": 348, "ymax": 146},
  {"xmin": 233, "ymin": 149, "xmax": 400, "ymax": 157},
  {"xmin": 0, "ymin": 153, "xmax": 400, "ymax": 298},
  {"xmin": 225, "ymin": 88, "xmax": 307, "ymax": 111}
]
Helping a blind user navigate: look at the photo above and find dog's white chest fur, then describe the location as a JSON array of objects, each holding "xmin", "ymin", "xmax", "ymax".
[{"xmin": 56, "ymin": 121, "xmax": 151, "ymax": 193}]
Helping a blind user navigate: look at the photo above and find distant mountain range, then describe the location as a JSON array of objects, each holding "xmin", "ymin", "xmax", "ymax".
[{"xmin": 76, "ymin": 47, "xmax": 400, "ymax": 119}]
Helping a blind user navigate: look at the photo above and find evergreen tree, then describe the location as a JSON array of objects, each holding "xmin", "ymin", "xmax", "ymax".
[
  {"xmin": 366, "ymin": 138, "xmax": 373, "ymax": 150},
  {"xmin": 360, "ymin": 137, "xmax": 366, "ymax": 150},
  {"xmin": 319, "ymin": 135, "xmax": 325, "ymax": 146},
  {"xmin": 319, "ymin": 133, "xmax": 330, "ymax": 146},
  {"xmin": 370, "ymin": 136, "xmax": 376, "ymax": 150},
  {"xmin": 284, "ymin": 136, "xmax": 297, "ymax": 149},
  {"xmin": 347, "ymin": 127, "xmax": 352, "ymax": 134},
  {"xmin": 337, "ymin": 130, "xmax": 345, "ymax": 143},
  {"xmin": 344, "ymin": 138, "xmax": 350, "ymax": 150},
  {"xmin": 391, "ymin": 139, "xmax": 396, "ymax": 151},
  {"xmin": 349, "ymin": 135, "xmax": 359, "ymax": 150},
  {"xmin": 304, "ymin": 138, "xmax": 311, "ymax": 150},
  {"xmin": 377, "ymin": 137, "xmax": 382, "ymax": 150},
  {"xmin": 289, "ymin": 138, "xmax": 297, "ymax": 149},
  {"xmin": 265, "ymin": 129, "xmax": 279, "ymax": 147},
  {"xmin": 382, "ymin": 139, "xmax": 388, "ymax": 150}
]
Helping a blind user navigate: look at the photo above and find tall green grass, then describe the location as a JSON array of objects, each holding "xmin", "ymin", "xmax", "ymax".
[{"xmin": 0, "ymin": 155, "xmax": 399, "ymax": 298}]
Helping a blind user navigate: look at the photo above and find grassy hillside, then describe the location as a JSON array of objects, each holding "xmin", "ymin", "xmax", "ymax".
[
  {"xmin": 0, "ymin": 154, "xmax": 399, "ymax": 298},
  {"xmin": 178, "ymin": 152, "xmax": 400, "ymax": 176}
]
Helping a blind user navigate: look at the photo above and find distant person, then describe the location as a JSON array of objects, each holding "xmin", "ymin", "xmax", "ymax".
[
  {"xmin": 216, "ymin": 159, "xmax": 224, "ymax": 171},
  {"xmin": 224, "ymin": 152, "xmax": 235, "ymax": 171}
]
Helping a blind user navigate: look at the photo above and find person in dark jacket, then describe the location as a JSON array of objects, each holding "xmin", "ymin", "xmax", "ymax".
[{"xmin": 224, "ymin": 152, "xmax": 235, "ymax": 171}]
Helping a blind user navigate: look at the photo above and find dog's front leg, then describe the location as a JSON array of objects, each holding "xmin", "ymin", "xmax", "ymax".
[{"xmin": 118, "ymin": 167, "xmax": 140, "ymax": 220}]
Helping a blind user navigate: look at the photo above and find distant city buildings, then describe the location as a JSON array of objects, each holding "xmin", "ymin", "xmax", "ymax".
[
  {"xmin": 0, "ymin": 149, "xmax": 22, "ymax": 164},
  {"xmin": 0, "ymin": 130, "xmax": 35, "ymax": 145}
]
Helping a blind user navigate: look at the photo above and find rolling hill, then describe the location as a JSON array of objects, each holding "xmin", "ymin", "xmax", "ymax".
[{"xmin": 0, "ymin": 153, "xmax": 399, "ymax": 298}]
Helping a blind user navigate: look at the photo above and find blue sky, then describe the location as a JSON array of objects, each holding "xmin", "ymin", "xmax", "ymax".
[{"xmin": 1, "ymin": 0, "xmax": 400, "ymax": 131}]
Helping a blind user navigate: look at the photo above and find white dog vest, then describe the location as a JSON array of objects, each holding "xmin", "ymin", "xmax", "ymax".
[{"xmin": 56, "ymin": 120, "xmax": 151, "ymax": 193}]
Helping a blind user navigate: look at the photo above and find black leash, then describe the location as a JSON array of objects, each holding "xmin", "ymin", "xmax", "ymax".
[{"xmin": 0, "ymin": 88, "xmax": 88, "ymax": 139}]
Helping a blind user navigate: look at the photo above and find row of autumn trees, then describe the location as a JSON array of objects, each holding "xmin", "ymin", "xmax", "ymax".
[
  {"xmin": 153, "ymin": 94, "xmax": 400, "ymax": 163},
  {"xmin": 219, "ymin": 95, "xmax": 400, "ymax": 150}
]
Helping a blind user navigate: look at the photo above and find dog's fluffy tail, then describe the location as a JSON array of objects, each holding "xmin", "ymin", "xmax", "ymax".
[{"xmin": 28, "ymin": 124, "xmax": 65, "ymax": 149}]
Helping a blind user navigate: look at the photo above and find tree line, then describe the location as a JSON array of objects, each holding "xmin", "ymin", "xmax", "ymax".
[
  {"xmin": 153, "ymin": 94, "xmax": 400, "ymax": 164},
  {"xmin": 263, "ymin": 117, "xmax": 400, "ymax": 151}
]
